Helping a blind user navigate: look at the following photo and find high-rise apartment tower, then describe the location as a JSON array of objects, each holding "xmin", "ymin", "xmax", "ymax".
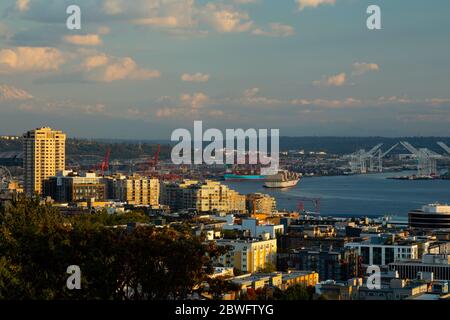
[{"xmin": 23, "ymin": 127, "xmax": 66, "ymax": 195}]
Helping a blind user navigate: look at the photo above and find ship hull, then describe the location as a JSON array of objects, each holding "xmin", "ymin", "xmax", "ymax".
[
  {"xmin": 264, "ymin": 179, "xmax": 300, "ymax": 188},
  {"xmin": 223, "ymin": 174, "xmax": 267, "ymax": 181}
]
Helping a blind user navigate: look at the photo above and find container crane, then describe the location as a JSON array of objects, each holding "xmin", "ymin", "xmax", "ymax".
[
  {"xmin": 400, "ymin": 141, "xmax": 441, "ymax": 176},
  {"xmin": 346, "ymin": 143, "xmax": 383, "ymax": 174},
  {"xmin": 437, "ymin": 142, "xmax": 450, "ymax": 155}
]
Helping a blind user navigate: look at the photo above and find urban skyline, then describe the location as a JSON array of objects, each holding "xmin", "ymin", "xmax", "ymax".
[
  {"xmin": 1, "ymin": 0, "xmax": 450, "ymax": 307},
  {"xmin": 0, "ymin": 0, "xmax": 450, "ymax": 139}
]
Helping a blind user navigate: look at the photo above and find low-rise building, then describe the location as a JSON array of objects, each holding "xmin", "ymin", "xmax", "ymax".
[
  {"xmin": 409, "ymin": 203, "xmax": 450, "ymax": 230},
  {"xmin": 345, "ymin": 236, "xmax": 422, "ymax": 266},
  {"xmin": 223, "ymin": 218, "xmax": 284, "ymax": 239},
  {"xmin": 358, "ymin": 278, "xmax": 428, "ymax": 300},
  {"xmin": 229, "ymin": 270, "xmax": 318, "ymax": 295},
  {"xmin": 389, "ymin": 254, "xmax": 450, "ymax": 281},
  {"xmin": 43, "ymin": 170, "xmax": 106, "ymax": 203},
  {"xmin": 278, "ymin": 247, "xmax": 360, "ymax": 281}
]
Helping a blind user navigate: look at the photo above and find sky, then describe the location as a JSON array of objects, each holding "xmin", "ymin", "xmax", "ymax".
[{"xmin": 0, "ymin": 0, "xmax": 449, "ymax": 139}]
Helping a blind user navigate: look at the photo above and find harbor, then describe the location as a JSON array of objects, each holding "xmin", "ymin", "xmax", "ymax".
[{"xmin": 223, "ymin": 171, "xmax": 450, "ymax": 218}]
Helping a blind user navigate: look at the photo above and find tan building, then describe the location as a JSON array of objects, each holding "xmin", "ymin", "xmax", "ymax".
[
  {"xmin": 230, "ymin": 271, "xmax": 318, "ymax": 294},
  {"xmin": 114, "ymin": 174, "xmax": 159, "ymax": 206},
  {"xmin": 161, "ymin": 180, "xmax": 246, "ymax": 214},
  {"xmin": 217, "ymin": 238, "xmax": 277, "ymax": 273},
  {"xmin": 23, "ymin": 127, "xmax": 66, "ymax": 195},
  {"xmin": 246, "ymin": 193, "xmax": 277, "ymax": 214}
]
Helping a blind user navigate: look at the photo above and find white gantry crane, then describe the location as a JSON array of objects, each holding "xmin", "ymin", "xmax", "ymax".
[
  {"xmin": 374, "ymin": 143, "xmax": 399, "ymax": 172},
  {"xmin": 347, "ymin": 143, "xmax": 383, "ymax": 174},
  {"xmin": 400, "ymin": 141, "xmax": 442, "ymax": 177},
  {"xmin": 437, "ymin": 142, "xmax": 450, "ymax": 155}
]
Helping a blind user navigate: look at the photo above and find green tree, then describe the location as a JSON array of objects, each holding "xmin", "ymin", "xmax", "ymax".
[{"xmin": 0, "ymin": 196, "xmax": 229, "ymax": 300}]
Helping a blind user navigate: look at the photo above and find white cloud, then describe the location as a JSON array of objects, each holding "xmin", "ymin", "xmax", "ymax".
[
  {"xmin": 291, "ymin": 97, "xmax": 362, "ymax": 108},
  {"xmin": 0, "ymin": 47, "xmax": 65, "ymax": 74},
  {"xmin": 252, "ymin": 23, "xmax": 295, "ymax": 37},
  {"xmin": 156, "ymin": 92, "xmax": 218, "ymax": 119},
  {"xmin": 313, "ymin": 72, "xmax": 346, "ymax": 87},
  {"xmin": 102, "ymin": 0, "xmax": 123, "ymax": 15},
  {"xmin": 181, "ymin": 72, "xmax": 210, "ymax": 82},
  {"xmin": 64, "ymin": 34, "xmax": 103, "ymax": 46},
  {"xmin": 81, "ymin": 54, "xmax": 160, "ymax": 82},
  {"xmin": 351, "ymin": 62, "xmax": 379, "ymax": 76},
  {"xmin": 0, "ymin": 84, "xmax": 33, "ymax": 100},
  {"xmin": 241, "ymin": 87, "xmax": 283, "ymax": 105},
  {"xmin": 15, "ymin": 0, "xmax": 30, "ymax": 12},
  {"xmin": 200, "ymin": 3, "xmax": 254, "ymax": 33},
  {"xmin": 180, "ymin": 92, "xmax": 209, "ymax": 109},
  {"xmin": 296, "ymin": 0, "xmax": 336, "ymax": 11},
  {"xmin": 234, "ymin": 0, "xmax": 259, "ymax": 4},
  {"xmin": 244, "ymin": 87, "xmax": 260, "ymax": 98}
]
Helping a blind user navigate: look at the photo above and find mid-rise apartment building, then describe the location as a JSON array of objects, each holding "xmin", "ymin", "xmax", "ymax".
[
  {"xmin": 113, "ymin": 174, "xmax": 159, "ymax": 206},
  {"xmin": 345, "ymin": 239, "xmax": 420, "ymax": 266},
  {"xmin": 161, "ymin": 180, "xmax": 246, "ymax": 214},
  {"xmin": 43, "ymin": 170, "xmax": 106, "ymax": 202},
  {"xmin": 217, "ymin": 238, "xmax": 277, "ymax": 273},
  {"xmin": 246, "ymin": 193, "xmax": 276, "ymax": 214}
]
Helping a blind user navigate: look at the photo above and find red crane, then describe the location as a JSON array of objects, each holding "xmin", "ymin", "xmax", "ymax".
[
  {"xmin": 297, "ymin": 197, "xmax": 321, "ymax": 215},
  {"xmin": 143, "ymin": 144, "xmax": 161, "ymax": 175},
  {"xmin": 92, "ymin": 148, "xmax": 111, "ymax": 175}
]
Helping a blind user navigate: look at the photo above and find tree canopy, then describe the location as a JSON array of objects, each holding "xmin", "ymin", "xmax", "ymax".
[{"xmin": 0, "ymin": 196, "xmax": 226, "ymax": 300}]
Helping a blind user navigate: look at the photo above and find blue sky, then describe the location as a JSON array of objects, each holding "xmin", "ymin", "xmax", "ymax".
[{"xmin": 0, "ymin": 0, "xmax": 449, "ymax": 139}]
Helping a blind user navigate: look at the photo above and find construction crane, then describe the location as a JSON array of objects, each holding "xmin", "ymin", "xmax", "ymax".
[
  {"xmin": 400, "ymin": 141, "xmax": 441, "ymax": 177},
  {"xmin": 92, "ymin": 148, "xmax": 111, "ymax": 175},
  {"xmin": 297, "ymin": 197, "xmax": 321, "ymax": 216},
  {"xmin": 147, "ymin": 144, "xmax": 161, "ymax": 174}
]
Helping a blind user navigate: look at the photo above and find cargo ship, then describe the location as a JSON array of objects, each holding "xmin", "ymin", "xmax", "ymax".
[
  {"xmin": 264, "ymin": 170, "xmax": 301, "ymax": 188},
  {"xmin": 223, "ymin": 168, "xmax": 267, "ymax": 181},
  {"xmin": 223, "ymin": 173, "xmax": 267, "ymax": 181}
]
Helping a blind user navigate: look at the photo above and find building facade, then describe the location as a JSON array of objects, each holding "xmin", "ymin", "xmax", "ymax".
[
  {"xmin": 278, "ymin": 248, "xmax": 360, "ymax": 281},
  {"xmin": 23, "ymin": 127, "xmax": 66, "ymax": 195},
  {"xmin": 161, "ymin": 180, "xmax": 246, "ymax": 214},
  {"xmin": 113, "ymin": 174, "xmax": 160, "ymax": 206},
  {"xmin": 409, "ymin": 204, "xmax": 450, "ymax": 230},
  {"xmin": 345, "ymin": 242, "xmax": 419, "ymax": 266},
  {"xmin": 246, "ymin": 193, "xmax": 276, "ymax": 214},
  {"xmin": 217, "ymin": 238, "xmax": 277, "ymax": 273},
  {"xmin": 389, "ymin": 254, "xmax": 450, "ymax": 281},
  {"xmin": 43, "ymin": 170, "xmax": 106, "ymax": 203}
]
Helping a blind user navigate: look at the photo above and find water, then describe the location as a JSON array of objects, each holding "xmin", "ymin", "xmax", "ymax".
[{"xmin": 222, "ymin": 171, "xmax": 450, "ymax": 218}]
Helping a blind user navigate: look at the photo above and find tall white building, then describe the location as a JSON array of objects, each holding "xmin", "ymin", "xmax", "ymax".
[{"xmin": 23, "ymin": 127, "xmax": 66, "ymax": 195}]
